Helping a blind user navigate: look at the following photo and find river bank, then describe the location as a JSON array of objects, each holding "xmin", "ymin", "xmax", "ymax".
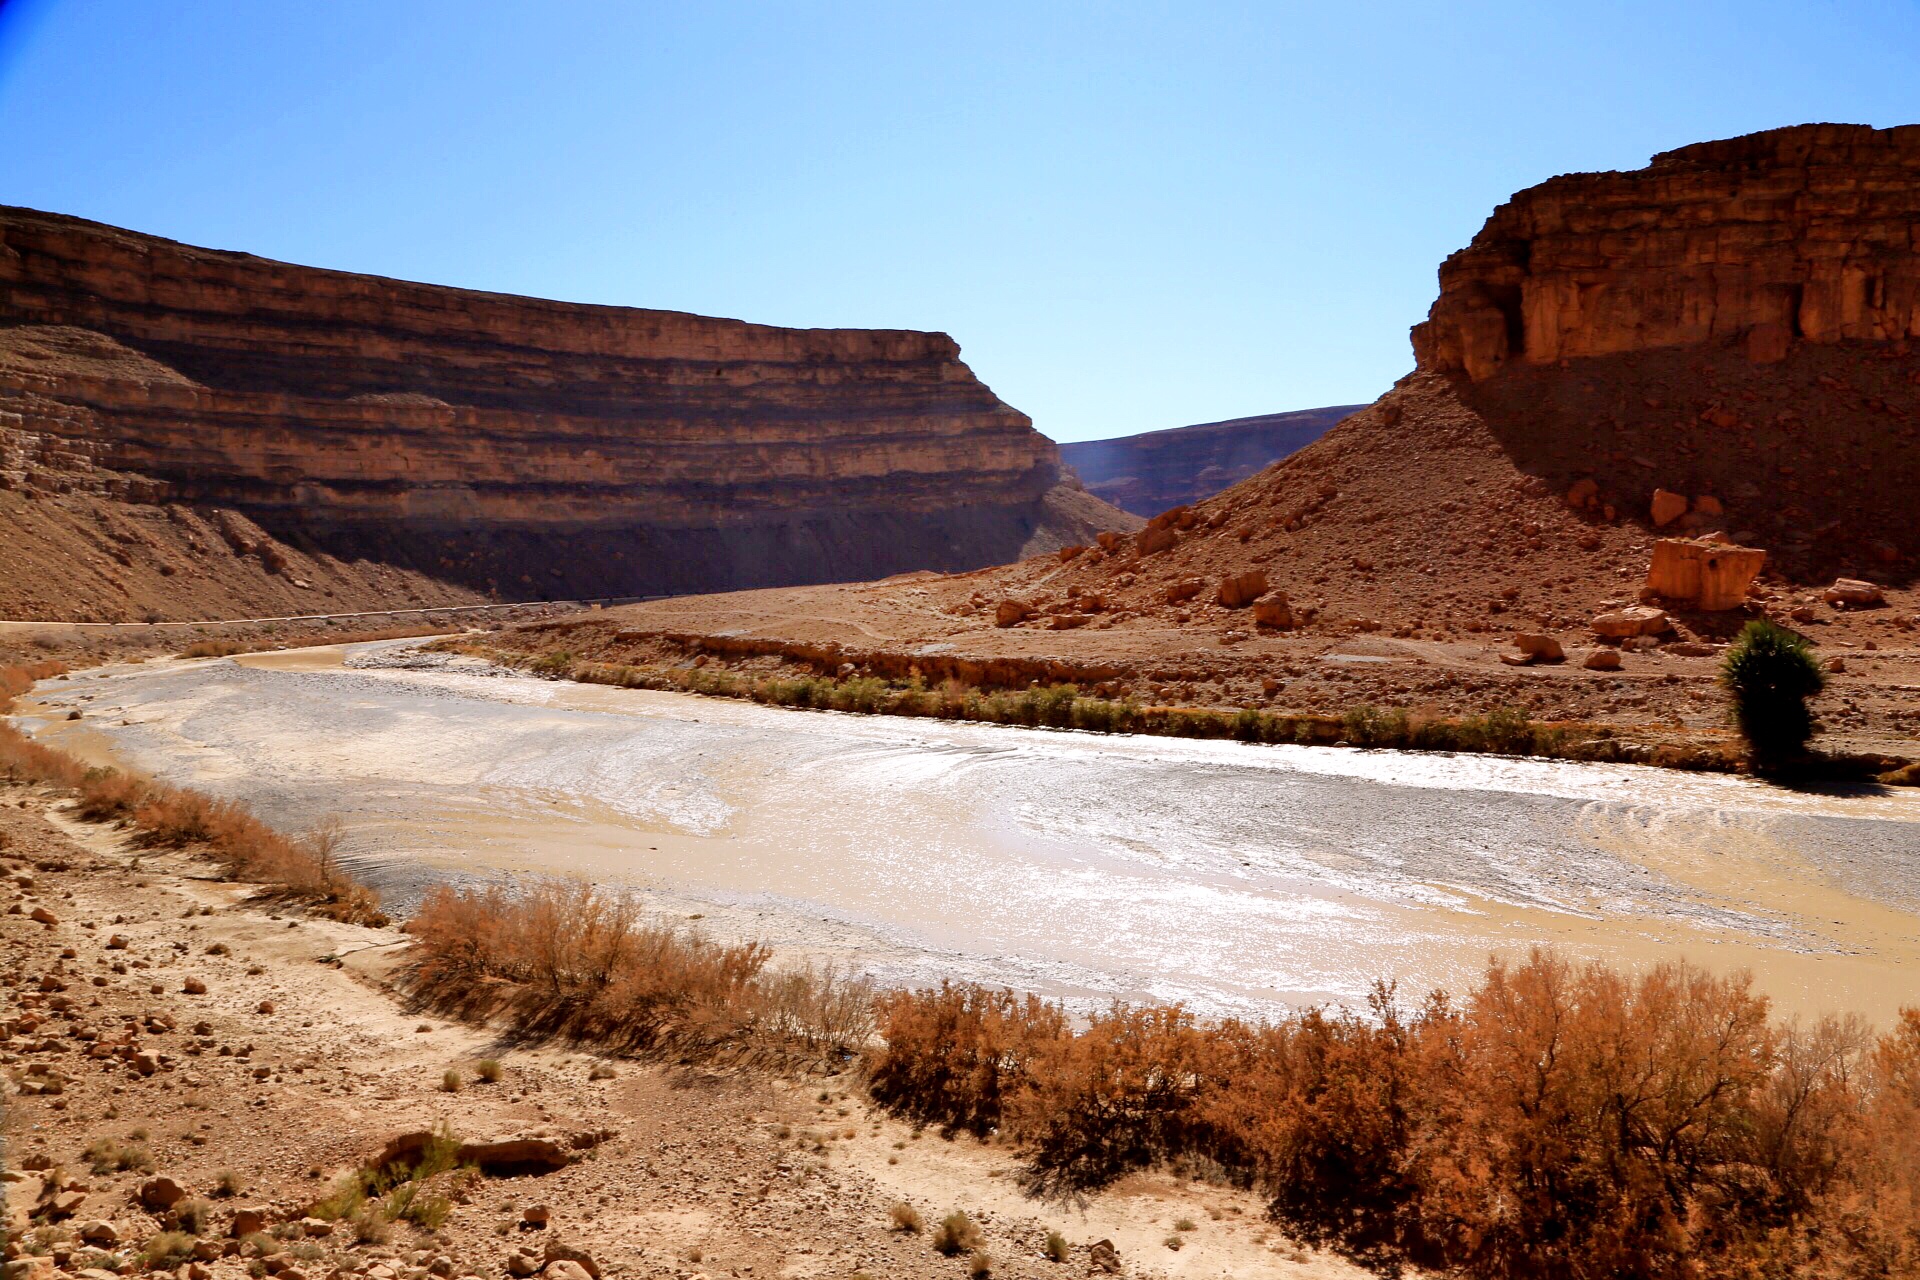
[{"xmin": 9, "ymin": 641, "xmax": 1920, "ymax": 1024}]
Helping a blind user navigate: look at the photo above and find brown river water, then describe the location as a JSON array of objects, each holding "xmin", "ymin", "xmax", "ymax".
[{"xmin": 13, "ymin": 641, "xmax": 1920, "ymax": 1023}]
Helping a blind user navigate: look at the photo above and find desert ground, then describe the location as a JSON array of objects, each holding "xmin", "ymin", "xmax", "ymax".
[{"xmin": 0, "ymin": 772, "xmax": 1371, "ymax": 1280}]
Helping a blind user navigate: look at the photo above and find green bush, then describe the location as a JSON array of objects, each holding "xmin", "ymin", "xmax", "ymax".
[{"xmin": 1719, "ymin": 619, "xmax": 1825, "ymax": 765}]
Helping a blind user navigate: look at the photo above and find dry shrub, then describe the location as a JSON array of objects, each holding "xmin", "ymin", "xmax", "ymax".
[
  {"xmin": 931, "ymin": 1211, "xmax": 983, "ymax": 1256},
  {"xmin": 403, "ymin": 880, "xmax": 874, "ymax": 1066},
  {"xmin": 0, "ymin": 706, "xmax": 381, "ymax": 924},
  {"xmin": 0, "ymin": 721, "xmax": 86, "ymax": 788},
  {"xmin": 867, "ymin": 982, "xmax": 1067, "ymax": 1136},
  {"xmin": 0, "ymin": 659, "xmax": 68, "ymax": 712},
  {"xmin": 866, "ymin": 952, "xmax": 1920, "ymax": 1279},
  {"xmin": 179, "ymin": 639, "xmax": 244, "ymax": 659}
]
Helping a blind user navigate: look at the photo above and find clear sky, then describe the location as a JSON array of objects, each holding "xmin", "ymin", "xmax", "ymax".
[{"xmin": 1, "ymin": 2, "xmax": 1917, "ymax": 442}]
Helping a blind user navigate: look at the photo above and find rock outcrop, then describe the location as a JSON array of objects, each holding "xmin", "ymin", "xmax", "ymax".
[
  {"xmin": 1413, "ymin": 124, "xmax": 1920, "ymax": 380},
  {"xmin": 1059, "ymin": 405, "xmax": 1363, "ymax": 516},
  {"xmin": 0, "ymin": 206, "xmax": 1132, "ymax": 605},
  {"xmin": 1647, "ymin": 538, "xmax": 1767, "ymax": 610}
]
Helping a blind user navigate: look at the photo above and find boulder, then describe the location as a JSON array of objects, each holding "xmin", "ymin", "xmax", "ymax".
[
  {"xmin": 544, "ymin": 1263, "xmax": 592, "ymax": 1280},
  {"xmin": 1252, "ymin": 593, "xmax": 1293, "ymax": 629},
  {"xmin": 46, "ymin": 1190, "xmax": 86, "ymax": 1218},
  {"xmin": 1592, "ymin": 606, "xmax": 1672, "ymax": 638},
  {"xmin": 1824, "ymin": 578, "xmax": 1884, "ymax": 608},
  {"xmin": 139, "ymin": 1177, "xmax": 187, "ymax": 1211},
  {"xmin": 1650, "ymin": 489, "xmax": 1689, "ymax": 527},
  {"xmin": 1134, "ymin": 525, "xmax": 1177, "ymax": 556},
  {"xmin": 521, "ymin": 1205, "xmax": 551, "ymax": 1227},
  {"xmin": 229, "ymin": 1207, "xmax": 269, "ymax": 1238},
  {"xmin": 76, "ymin": 1221, "xmax": 119, "ymax": 1246},
  {"xmin": 1513, "ymin": 633, "xmax": 1565, "ymax": 662},
  {"xmin": 541, "ymin": 1242, "xmax": 600, "ymax": 1280},
  {"xmin": 1582, "ymin": 648, "xmax": 1622, "ymax": 671},
  {"xmin": 1646, "ymin": 538, "xmax": 1766, "ymax": 611},
  {"xmin": 1089, "ymin": 1240, "xmax": 1121, "ymax": 1274},
  {"xmin": 1566, "ymin": 477, "xmax": 1599, "ymax": 509},
  {"xmin": 993, "ymin": 600, "xmax": 1031, "ymax": 628},
  {"xmin": 1215, "ymin": 570, "xmax": 1268, "ymax": 609},
  {"xmin": 1164, "ymin": 578, "xmax": 1203, "ymax": 604},
  {"xmin": 504, "ymin": 1253, "xmax": 540, "ymax": 1279}
]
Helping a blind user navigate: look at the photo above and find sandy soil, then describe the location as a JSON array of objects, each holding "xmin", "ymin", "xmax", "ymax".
[{"xmin": 0, "ymin": 778, "xmax": 1372, "ymax": 1280}]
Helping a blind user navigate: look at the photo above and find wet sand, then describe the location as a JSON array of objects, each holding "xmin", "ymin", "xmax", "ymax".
[{"xmin": 13, "ymin": 642, "xmax": 1920, "ymax": 1022}]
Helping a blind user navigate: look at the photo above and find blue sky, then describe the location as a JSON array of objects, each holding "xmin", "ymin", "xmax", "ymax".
[{"xmin": 2, "ymin": 2, "xmax": 1917, "ymax": 442}]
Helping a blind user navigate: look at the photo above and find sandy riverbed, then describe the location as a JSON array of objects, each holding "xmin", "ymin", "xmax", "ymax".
[{"xmin": 12, "ymin": 641, "xmax": 1920, "ymax": 1022}]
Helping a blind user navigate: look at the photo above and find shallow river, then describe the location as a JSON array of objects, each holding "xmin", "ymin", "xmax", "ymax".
[{"xmin": 15, "ymin": 643, "xmax": 1920, "ymax": 1022}]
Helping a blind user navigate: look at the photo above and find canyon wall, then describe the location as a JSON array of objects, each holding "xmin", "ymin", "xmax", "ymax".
[
  {"xmin": 1413, "ymin": 123, "xmax": 1920, "ymax": 379},
  {"xmin": 1059, "ymin": 404, "xmax": 1363, "ymax": 517},
  {"xmin": 0, "ymin": 206, "xmax": 1129, "ymax": 605}
]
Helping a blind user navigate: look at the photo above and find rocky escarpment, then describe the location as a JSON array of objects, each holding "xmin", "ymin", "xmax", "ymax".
[
  {"xmin": 0, "ymin": 206, "xmax": 1132, "ymax": 608},
  {"xmin": 1413, "ymin": 123, "xmax": 1920, "ymax": 379},
  {"xmin": 569, "ymin": 124, "xmax": 1920, "ymax": 762},
  {"xmin": 1058, "ymin": 404, "xmax": 1363, "ymax": 516}
]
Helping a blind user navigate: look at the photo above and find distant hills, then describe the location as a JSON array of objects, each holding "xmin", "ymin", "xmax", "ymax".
[{"xmin": 1058, "ymin": 405, "xmax": 1364, "ymax": 516}]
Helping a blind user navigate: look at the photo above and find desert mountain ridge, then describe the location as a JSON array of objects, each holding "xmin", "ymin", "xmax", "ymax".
[
  {"xmin": 529, "ymin": 123, "xmax": 1920, "ymax": 759},
  {"xmin": 0, "ymin": 204, "xmax": 1136, "ymax": 621},
  {"xmin": 1059, "ymin": 404, "xmax": 1364, "ymax": 516}
]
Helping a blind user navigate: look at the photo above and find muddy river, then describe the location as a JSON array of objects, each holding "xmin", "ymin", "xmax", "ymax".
[{"xmin": 13, "ymin": 642, "xmax": 1920, "ymax": 1022}]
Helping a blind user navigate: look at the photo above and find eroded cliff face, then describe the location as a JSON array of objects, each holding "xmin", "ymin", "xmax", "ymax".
[
  {"xmin": 0, "ymin": 206, "xmax": 1130, "ymax": 607},
  {"xmin": 1413, "ymin": 123, "xmax": 1920, "ymax": 379}
]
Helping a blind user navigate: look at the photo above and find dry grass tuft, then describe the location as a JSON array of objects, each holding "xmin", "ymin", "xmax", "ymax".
[
  {"xmin": 402, "ymin": 880, "xmax": 874, "ymax": 1067},
  {"xmin": 931, "ymin": 1211, "xmax": 983, "ymax": 1256}
]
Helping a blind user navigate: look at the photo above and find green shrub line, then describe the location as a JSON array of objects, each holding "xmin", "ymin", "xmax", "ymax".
[{"xmin": 456, "ymin": 642, "xmax": 1742, "ymax": 772}]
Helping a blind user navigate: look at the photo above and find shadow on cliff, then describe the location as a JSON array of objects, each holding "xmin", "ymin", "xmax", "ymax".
[
  {"xmin": 1455, "ymin": 338, "xmax": 1920, "ymax": 589},
  {"xmin": 259, "ymin": 497, "xmax": 1093, "ymax": 602}
]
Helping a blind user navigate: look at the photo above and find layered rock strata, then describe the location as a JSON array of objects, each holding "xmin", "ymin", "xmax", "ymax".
[
  {"xmin": 1414, "ymin": 123, "xmax": 1920, "ymax": 380},
  {"xmin": 0, "ymin": 206, "xmax": 1129, "ymax": 601}
]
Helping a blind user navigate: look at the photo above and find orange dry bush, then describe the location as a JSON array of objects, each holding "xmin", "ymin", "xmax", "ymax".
[
  {"xmin": 1012, "ymin": 1003, "xmax": 1215, "ymax": 1189},
  {"xmin": 404, "ymin": 881, "xmax": 873, "ymax": 1064},
  {"xmin": 0, "ymin": 721, "xmax": 86, "ymax": 788},
  {"xmin": 178, "ymin": 639, "xmax": 245, "ymax": 659},
  {"xmin": 0, "ymin": 659, "xmax": 69, "ymax": 711},
  {"xmin": 867, "ymin": 982, "xmax": 1068, "ymax": 1136},
  {"xmin": 75, "ymin": 767, "xmax": 149, "ymax": 821},
  {"xmin": 864, "ymin": 952, "xmax": 1920, "ymax": 1279}
]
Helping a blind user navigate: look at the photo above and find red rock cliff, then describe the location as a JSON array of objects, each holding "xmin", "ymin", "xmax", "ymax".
[
  {"xmin": 0, "ymin": 206, "xmax": 1129, "ymax": 599},
  {"xmin": 1413, "ymin": 123, "xmax": 1920, "ymax": 379}
]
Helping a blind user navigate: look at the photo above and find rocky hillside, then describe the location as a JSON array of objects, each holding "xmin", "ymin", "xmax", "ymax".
[
  {"xmin": 553, "ymin": 125, "xmax": 1920, "ymax": 757},
  {"xmin": 0, "ymin": 207, "xmax": 1133, "ymax": 619},
  {"xmin": 1058, "ymin": 404, "xmax": 1363, "ymax": 516}
]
